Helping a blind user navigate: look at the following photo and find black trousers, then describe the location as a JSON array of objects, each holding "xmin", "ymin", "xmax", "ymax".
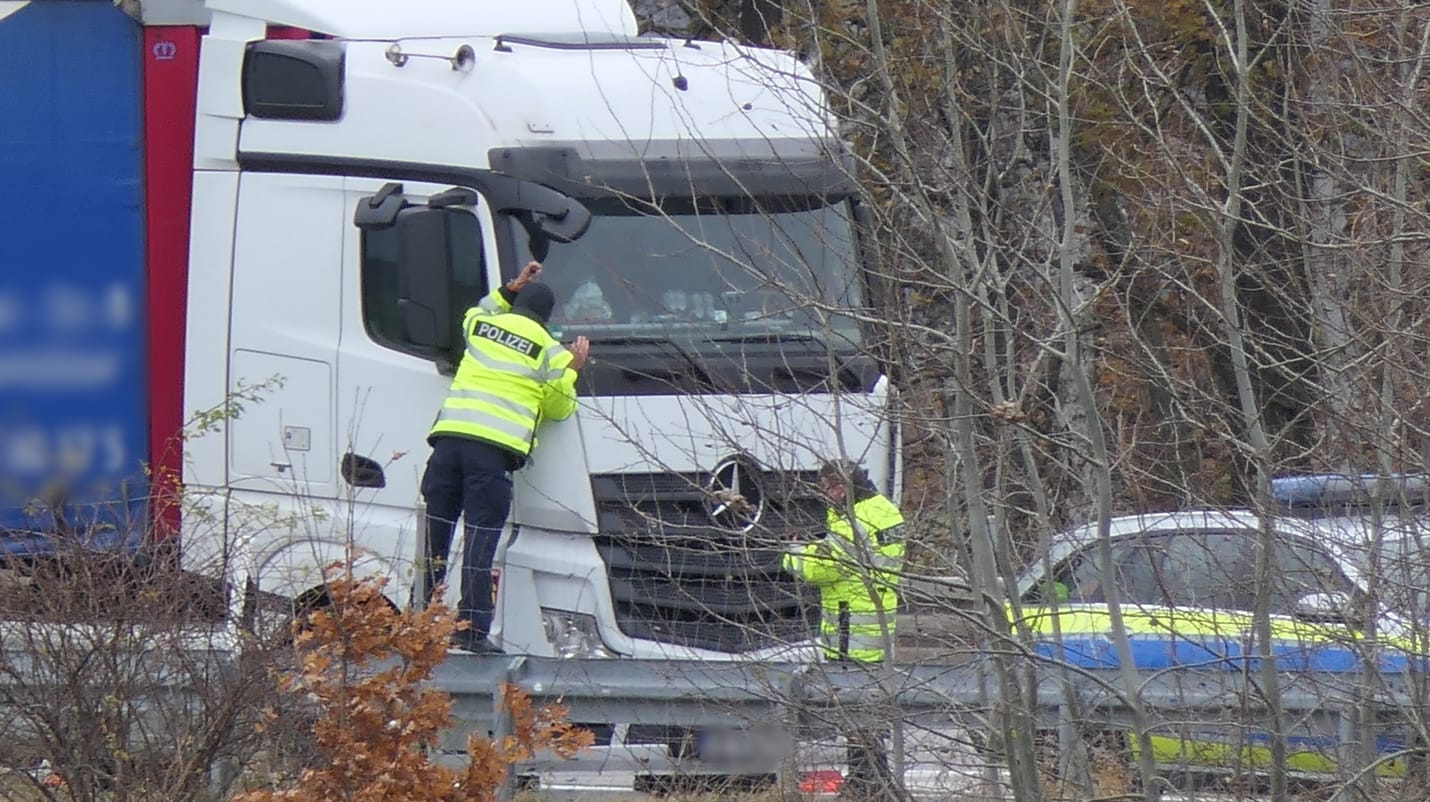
[
  {"xmin": 419, "ymin": 436, "xmax": 514, "ymax": 638},
  {"xmin": 844, "ymin": 725, "xmax": 898, "ymax": 801},
  {"xmin": 830, "ymin": 655, "xmax": 902, "ymax": 802}
]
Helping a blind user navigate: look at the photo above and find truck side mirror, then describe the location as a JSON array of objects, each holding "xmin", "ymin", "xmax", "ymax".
[
  {"xmin": 354, "ymin": 182, "xmax": 407, "ymax": 228},
  {"xmin": 528, "ymin": 231, "xmax": 550, "ymax": 262},
  {"xmin": 356, "ymin": 184, "xmax": 488, "ymax": 366},
  {"xmin": 507, "ymin": 210, "xmax": 551, "ymax": 262},
  {"xmin": 395, "ymin": 207, "xmax": 462, "ymax": 353}
]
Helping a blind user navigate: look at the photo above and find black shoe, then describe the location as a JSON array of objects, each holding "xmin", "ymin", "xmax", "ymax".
[{"xmin": 450, "ymin": 630, "xmax": 504, "ymax": 654}]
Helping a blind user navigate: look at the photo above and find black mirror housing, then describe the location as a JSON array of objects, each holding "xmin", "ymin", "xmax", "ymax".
[
  {"xmin": 395, "ymin": 207, "xmax": 458, "ymax": 352},
  {"xmin": 354, "ymin": 182, "xmax": 406, "ymax": 229}
]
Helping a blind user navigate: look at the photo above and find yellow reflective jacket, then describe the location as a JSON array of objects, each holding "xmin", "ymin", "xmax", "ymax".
[
  {"xmin": 783, "ymin": 493, "xmax": 905, "ymax": 662},
  {"xmin": 428, "ymin": 288, "xmax": 578, "ymax": 458}
]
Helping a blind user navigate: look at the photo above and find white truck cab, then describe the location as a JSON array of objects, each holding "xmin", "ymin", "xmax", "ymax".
[{"xmin": 181, "ymin": 0, "xmax": 900, "ymax": 661}]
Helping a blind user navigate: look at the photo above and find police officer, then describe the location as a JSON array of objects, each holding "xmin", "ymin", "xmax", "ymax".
[
  {"xmin": 420, "ymin": 260, "xmax": 590, "ymax": 653},
  {"xmin": 783, "ymin": 458, "xmax": 906, "ymax": 801}
]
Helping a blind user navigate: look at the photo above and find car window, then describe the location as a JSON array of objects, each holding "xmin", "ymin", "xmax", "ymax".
[
  {"xmin": 1161, "ymin": 532, "xmax": 1255, "ymax": 610},
  {"xmin": 1267, "ymin": 540, "xmax": 1354, "ymax": 614},
  {"xmin": 1022, "ymin": 552, "xmax": 1099, "ymax": 605},
  {"xmin": 1112, "ymin": 543, "xmax": 1169, "ymax": 607},
  {"xmin": 1155, "ymin": 530, "xmax": 1350, "ymax": 614},
  {"xmin": 1373, "ymin": 535, "xmax": 1430, "ymax": 616},
  {"xmin": 1026, "ymin": 528, "xmax": 1357, "ymax": 615},
  {"xmin": 1166, "ymin": 530, "xmax": 1351, "ymax": 614},
  {"xmin": 1030, "ymin": 539, "xmax": 1168, "ymax": 606},
  {"xmin": 1065, "ymin": 551, "xmax": 1106, "ymax": 603}
]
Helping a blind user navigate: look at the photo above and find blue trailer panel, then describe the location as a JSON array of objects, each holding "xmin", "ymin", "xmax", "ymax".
[{"xmin": 0, "ymin": 1, "xmax": 149, "ymax": 552}]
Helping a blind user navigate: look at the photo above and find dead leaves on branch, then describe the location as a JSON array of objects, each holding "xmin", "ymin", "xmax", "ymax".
[{"xmin": 236, "ymin": 565, "xmax": 591, "ymax": 802}]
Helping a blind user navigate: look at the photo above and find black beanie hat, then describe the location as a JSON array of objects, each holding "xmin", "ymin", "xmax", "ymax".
[{"xmin": 512, "ymin": 282, "xmax": 556, "ymax": 324}]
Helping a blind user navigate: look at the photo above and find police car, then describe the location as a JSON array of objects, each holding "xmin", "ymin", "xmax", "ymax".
[{"xmin": 1009, "ymin": 474, "xmax": 1430, "ymax": 780}]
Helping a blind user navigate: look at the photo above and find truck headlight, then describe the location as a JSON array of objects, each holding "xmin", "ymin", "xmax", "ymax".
[{"xmin": 541, "ymin": 609, "xmax": 615, "ymax": 658}]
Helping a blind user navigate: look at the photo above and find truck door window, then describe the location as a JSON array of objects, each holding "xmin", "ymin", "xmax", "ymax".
[{"xmin": 360, "ymin": 207, "xmax": 486, "ymax": 358}]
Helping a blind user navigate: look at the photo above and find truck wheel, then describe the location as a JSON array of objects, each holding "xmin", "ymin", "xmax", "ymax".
[{"xmin": 289, "ymin": 585, "xmax": 400, "ymax": 639}]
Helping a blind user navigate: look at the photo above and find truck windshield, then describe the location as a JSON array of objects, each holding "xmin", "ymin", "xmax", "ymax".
[{"xmin": 510, "ymin": 195, "xmax": 864, "ymax": 350}]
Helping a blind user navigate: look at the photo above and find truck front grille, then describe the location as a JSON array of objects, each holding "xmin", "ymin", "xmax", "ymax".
[{"xmin": 591, "ymin": 470, "xmax": 823, "ymax": 653}]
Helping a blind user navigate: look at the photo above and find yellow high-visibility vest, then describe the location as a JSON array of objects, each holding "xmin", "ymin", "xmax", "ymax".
[
  {"xmin": 428, "ymin": 289, "xmax": 578, "ymax": 457},
  {"xmin": 783, "ymin": 493, "xmax": 905, "ymax": 662}
]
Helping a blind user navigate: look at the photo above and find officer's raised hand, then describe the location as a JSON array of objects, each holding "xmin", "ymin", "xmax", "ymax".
[
  {"xmin": 509, "ymin": 260, "xmax": 542, "ymax": 292},
  {"xmin": 570, "ymin": 336, "xmax": 590, "ymax": 370}
]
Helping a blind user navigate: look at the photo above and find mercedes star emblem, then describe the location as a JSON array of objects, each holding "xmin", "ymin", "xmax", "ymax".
[{"xmin": 704, "ymin": 458, "xmax": 764, "ymax": 532}]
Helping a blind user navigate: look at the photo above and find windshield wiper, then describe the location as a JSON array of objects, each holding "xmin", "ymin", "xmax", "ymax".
[
  {"xmin": 587, "ymin": 335, "xmax": 691, "ymax": 344},
  {"xmin": 704, "ymin": 332, "xmax": 823, "ymax": 344},
  {"xmin": 703, "ymin": 332, "xmax": 850, "ymax": 355}
]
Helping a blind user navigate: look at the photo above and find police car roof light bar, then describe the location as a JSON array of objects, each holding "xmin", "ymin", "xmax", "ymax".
[{"xmin": 1270, "ymin": 473, "xmax": 1430, "ymax": 514}]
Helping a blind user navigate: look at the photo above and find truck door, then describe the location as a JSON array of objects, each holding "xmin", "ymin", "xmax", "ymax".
[
  {"xmin": 335, "ymin": 178, "xmax": 497, "ymax": 611},
  {"xmin": 225, "ymin": 173, "xmax": 342, "ymax": 508}
]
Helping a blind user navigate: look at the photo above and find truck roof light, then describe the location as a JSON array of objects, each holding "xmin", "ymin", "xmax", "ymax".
[{"xmin": 452, "ymin": 44, "xmax": 475, "ymax": 72}]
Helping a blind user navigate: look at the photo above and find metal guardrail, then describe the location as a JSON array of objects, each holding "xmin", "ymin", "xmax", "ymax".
[
  {"xmin": 434, "ymin": 651, "xmax": 1427, "ymax": 721},
  {"xmin": 0, "ymin": 618, "xmax": 1421, "ymax": 801},
  {"xmin": 0, "ymin": 622, "xmax": 240, "ymax": 784},
  {"xmin": 431, "ymin": 650, "xmax": 1430, "ymax": 799}
]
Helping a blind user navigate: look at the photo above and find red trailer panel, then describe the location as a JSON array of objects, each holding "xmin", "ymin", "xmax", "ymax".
[{"xmin": 142, "ymin": 25, "xmax": 201, "ymax": 543}]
